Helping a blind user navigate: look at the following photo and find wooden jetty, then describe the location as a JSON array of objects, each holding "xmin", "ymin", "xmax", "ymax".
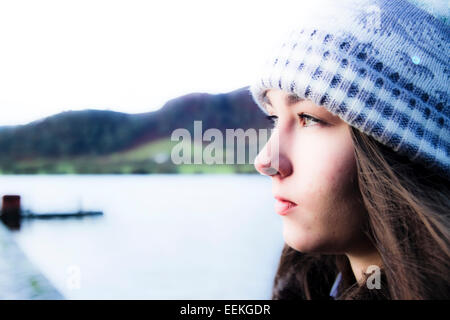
[
  {"xmin": 20, "ymin": 209, "xmax": 103, "ymax": 219},
  {"xmin": 1, "ymin": 195, "xmax": 103, "ymax": 229}
]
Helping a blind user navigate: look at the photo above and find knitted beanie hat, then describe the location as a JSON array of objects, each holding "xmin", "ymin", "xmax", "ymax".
[{"xmin": 250, "ymin": 0, "xmax": 449, "ymax": 179}]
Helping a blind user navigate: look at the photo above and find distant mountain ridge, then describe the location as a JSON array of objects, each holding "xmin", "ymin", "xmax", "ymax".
[{"xmin": 0, "ymin": 86, "xmax": 271, "ymax": 174}]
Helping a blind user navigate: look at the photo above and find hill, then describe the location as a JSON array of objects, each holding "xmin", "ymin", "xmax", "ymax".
[{"xmin": 0, "ymin": 87, "xmax": 271, "ymax": 174}]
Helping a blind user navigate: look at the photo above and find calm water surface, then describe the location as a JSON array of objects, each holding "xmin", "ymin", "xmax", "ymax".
[{"xmin": 0, "ymin": 175, "xmax": 283, "ymax": 299}]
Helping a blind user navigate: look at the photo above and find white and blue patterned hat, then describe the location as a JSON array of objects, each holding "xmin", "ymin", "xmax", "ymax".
[{"xmin": 250, "ymin": 0, "xmax": 449, "ymax": 178}]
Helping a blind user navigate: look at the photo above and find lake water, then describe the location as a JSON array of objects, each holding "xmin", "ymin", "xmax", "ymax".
[{"xmin": 0, "ymin": 175, "xmax": 284, "ymax": 299}]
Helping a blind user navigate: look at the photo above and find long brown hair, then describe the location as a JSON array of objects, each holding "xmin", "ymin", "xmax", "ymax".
[{"xmin": 271, "ymin": 126, "xmax": 450, "ymax": 300}]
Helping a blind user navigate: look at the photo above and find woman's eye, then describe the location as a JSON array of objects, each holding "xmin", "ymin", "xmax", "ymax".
[
  {"xmin": 298, "ymin": 113, "xmax": 323, "ymax": 127},
  {"xmin": 266, "ymin": 115, "xmax": 278, "ymax": 127},
  {"xmin": 265, "ymin": 114, "xmax": 323, "ymax": 128}
]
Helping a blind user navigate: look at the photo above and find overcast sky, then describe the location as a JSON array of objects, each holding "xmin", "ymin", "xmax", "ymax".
[{"xmin": 0, "ymin": 0, "xmax": 324, "ymax": 125}]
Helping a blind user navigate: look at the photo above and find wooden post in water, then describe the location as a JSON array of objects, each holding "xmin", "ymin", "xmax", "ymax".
[{"xmin": 1, "ymin": 195, "xmax": 21, "ymax": 229}]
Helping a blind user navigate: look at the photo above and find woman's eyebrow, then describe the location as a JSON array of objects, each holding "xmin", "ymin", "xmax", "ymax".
[
  {"xmin": 262, "ymin": 91, "xmax": 303, "ymax": 108},
  {"xmin": 262, "ymin": 92, "xmax": 338, "ymax": 121},
  {"xmin": 286, "ymin": 93, "xmax": 302, "ymax": 106}
]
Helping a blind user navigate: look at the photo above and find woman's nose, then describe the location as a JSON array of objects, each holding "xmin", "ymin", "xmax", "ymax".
[{"xmin": 254, "ymin": 131, "xmax": 292, "ymax": 178}]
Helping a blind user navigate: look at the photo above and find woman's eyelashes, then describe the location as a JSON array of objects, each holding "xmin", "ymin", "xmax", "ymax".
[
  {"xmin": 265, "ymin": 113, "xmax": 324, "ymax": 128},
  {"xmin": 266, "ymin": 115, "xmax": 278, "ymax": 127}
]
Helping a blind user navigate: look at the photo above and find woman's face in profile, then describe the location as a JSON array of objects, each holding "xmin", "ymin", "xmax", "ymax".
[{"xmin": 254, "ymin": 89, "xmax": 370, "ymax": 255}]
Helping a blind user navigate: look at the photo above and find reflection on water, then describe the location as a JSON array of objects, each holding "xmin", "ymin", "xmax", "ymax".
[{"xmin": 0, "ymin": 174, "xmax": 283, "ymax": 299}]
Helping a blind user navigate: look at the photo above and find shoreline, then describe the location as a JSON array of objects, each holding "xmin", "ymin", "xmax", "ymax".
[{"xmin": 0, "ymin": 223, "xmax": 64, "ymax": 300}]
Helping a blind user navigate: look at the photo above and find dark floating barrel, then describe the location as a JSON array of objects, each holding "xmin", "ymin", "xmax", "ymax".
[{"xmin": 1, "ymin": 195, "xmax": 22, "ymax": 230}]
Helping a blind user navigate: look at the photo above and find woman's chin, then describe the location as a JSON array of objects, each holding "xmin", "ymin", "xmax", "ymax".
[
  {"xmin": 282, "ymin": 224, "xmax": 332, "ymax": 254},
  {"xmin": 282, "ymin": 225, "xmax": 315, "ymax": 253}
]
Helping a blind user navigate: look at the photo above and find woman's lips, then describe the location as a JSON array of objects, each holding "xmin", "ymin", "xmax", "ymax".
[{"xmin": 274, "ymin": 196, "xmax": 297, "ymax": 215}]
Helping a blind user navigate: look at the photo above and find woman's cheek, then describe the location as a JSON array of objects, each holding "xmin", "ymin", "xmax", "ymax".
[
  {"xmin": 285, "ymin": 127, "xmax": 360, "ymax": 252},
  {"xmin": 292, "ymin": 131, "xmax": 347, "ymax": 196},
  {"xmin": 285, "ymin": 166, "xmax": 334, "ymax": 252}
]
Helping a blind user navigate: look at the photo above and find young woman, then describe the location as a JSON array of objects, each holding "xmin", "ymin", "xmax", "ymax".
[{"xmin": 250, "ymin": 0, "xmax": 449, "ymax": 299}]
